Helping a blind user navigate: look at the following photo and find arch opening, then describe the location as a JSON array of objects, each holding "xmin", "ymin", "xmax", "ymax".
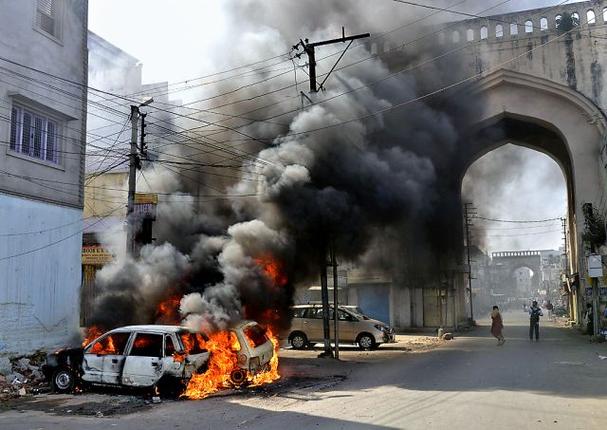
[{"xmin": 460, "ymin": 117, "xmax": 572, "ymax": 316}]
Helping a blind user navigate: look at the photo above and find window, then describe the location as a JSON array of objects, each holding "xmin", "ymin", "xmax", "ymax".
[
  {"xmin": 244, "ymin": 324, "xmax": 269, "ymax": 349},
  {"xmin": 452, "ymin": 30, "xmax": 460, "ymax": 43},
  {"xmin": 10, "ymin": 104, "xmax": 59, "ymax": 164},
  {"xmin": 556, "ymin": 14, "xmax": 563, "ymax": 29},
  {"xmin": 540, "ymin": 17, "xmax": 548, "ymax": 30},
  {"xmin": 130, "ymin": 333, "xmax": 163, "ymax": 357},
  {"xmin": 36, "ymin": 0, "xmax": 60, "ymax": 39},
  {"xmin": 587, "ymin": 9, "xmax": 596, "ymax": 25},
  {"xmin": 572, "ymin": 12, "xmax": 580, "ymax": 25},
  {"xmin": 510, "ymin": 23, "xmax": 519, "ymax": 36},
  {"xmin": 467, "ymin": 28, "xmax": 474, "ymax": 41},
  {"xmin": 525, "ymin": 20, "xmax": 533, "ymax": 33},
  {"xmin": 164, "ymin": 335, "xmax": 176, "ymax": 356},
  {"xmin": 87, "ymin": 332, "xmax": 131, "ymax": 356},
  {"xmin": 292, "ymin": 307, "xmax": 306, "ymax": 318},
  {"xmin": 496, "ymin": 24, "xmax": 504, "ymax": 38},
  {"xmin": 178, "ymin": 331, "xmax": 208, "ymax": 354},
  {"xmin": 480, "ymin": 26, "xmax": 488, "ymax": 40},
  {"xmin": 604, "ymin": 8, "xmax": 607, "ymax": 23}
]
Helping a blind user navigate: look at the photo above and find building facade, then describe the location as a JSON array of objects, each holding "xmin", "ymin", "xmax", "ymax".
[{"xmin": 0, "ymin": 0, "xmax": 88, "ymax": 355}]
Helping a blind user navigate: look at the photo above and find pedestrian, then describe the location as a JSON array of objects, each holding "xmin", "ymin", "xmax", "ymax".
[
  {"xmin": 586, "ymin": 303, "xmax": 593, "ymax": 336},
  {"xmin": 491, "ymin": 305, "xmax": 505, "ymax": 345},
  {"xmin": 546, "ymin": 300, "xmax": 554, "ymax": 321},
  {"xmin": 529, "ymin": 300, "xmax": 543, "ymax": 341}
]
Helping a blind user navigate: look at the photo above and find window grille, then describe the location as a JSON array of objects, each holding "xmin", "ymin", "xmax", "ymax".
[{"xmin": 9, "ymin": 104, "xmax": 60, "ymax": 164}]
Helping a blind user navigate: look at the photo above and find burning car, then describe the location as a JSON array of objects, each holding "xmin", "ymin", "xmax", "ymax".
[{"xmin": 43, "ymin": 321, "xmax": 275, "ymax": 396}]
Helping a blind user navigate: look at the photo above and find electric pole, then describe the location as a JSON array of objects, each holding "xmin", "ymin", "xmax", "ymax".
[
  {"xmin": 561, "ymin": 217, "xmax": 569, "ymax": 276},
  {"xmin": 294, "ymin": 28, "xmax": 370, "ymax": 93},
  {"xmin": 318, "ymin": 246, "xmax": 333, "ymax": 358},
  {"xmin": 464, "ymin": 203, "xmax": 477, "ymax": 323},
  {"xmin": 126, "ymin": 105, "xmax": 139, "ymax": 256},
  {"xmin": 125, "ymin": 98, "xmax": 153, "ymax": 256},
  {"xmin": 330, "ymin": 242, "xmax": 339, "ymax": 359}
]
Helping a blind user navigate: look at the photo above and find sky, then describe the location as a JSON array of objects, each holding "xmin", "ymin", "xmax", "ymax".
[
  {"xmin": 88, "ymin": 0, "xmax": 586, "ymax": 83},
  {"xmin": 88, "ymin": 0, "xmax": 573, "ymax": 254},
  {"xmin": 462, "ymin": 145, "xmax": 567, "ymax": 254}
]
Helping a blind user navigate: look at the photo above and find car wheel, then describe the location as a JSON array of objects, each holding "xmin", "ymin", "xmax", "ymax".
[
  {"xmin": 51, "ymin": 367, "xmax": 75, "ymax": 393},
  {"xmin": 289, "ymin": 332, "xmax": 308, "ymax": 350},
  {"xmin": 357, "ymin": 333, "xmax": 376, "ymax": 351}
]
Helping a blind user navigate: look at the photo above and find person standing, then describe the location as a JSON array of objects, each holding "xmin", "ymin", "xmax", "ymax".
[
  {"xmin": 491, "ymin": 305, "xmax": 505, "ymax": 345},
  {"xmin": 529, "ymin": 300, "xmax": 543, "ymax": 341},
  {"xmin": 546, "ymin": 301, "xmax": 554, "ymax": 321}
]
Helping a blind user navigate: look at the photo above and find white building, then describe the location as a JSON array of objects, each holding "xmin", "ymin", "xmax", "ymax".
[{"xmin": 0, "ymin": 0, "xmax": 88, "ymax": 355}]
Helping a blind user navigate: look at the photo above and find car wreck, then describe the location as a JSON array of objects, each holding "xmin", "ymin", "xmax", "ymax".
[{"xmin": 42, "ymin": 321, "xmax": 274, "ymax": 396}]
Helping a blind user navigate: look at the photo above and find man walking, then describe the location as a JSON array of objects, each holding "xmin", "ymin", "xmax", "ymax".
[{"xmin": 529, "ymin": 300, "xmax": 543, "ymax": 341}]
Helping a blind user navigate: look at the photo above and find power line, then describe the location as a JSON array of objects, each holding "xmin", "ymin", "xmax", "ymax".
[{"xmin": 475, "ymin": 216, "xmax": 563, "ymax": 223}]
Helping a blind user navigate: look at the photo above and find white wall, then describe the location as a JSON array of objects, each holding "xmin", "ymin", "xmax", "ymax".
[
  {"xmin": 0, "ymin": 0, "xmax": 87, "ymax": 208},
  {"xmin": 0, "ymin": 193, "xmax": 82, "ymax": 355}
]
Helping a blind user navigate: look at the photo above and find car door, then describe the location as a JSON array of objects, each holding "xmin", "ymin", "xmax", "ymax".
[
  {"xmin": 121, "ymin": 332, "xmax": 165, "ymax": 387},
  {"xmin": 82, "ymin": 331, "xmax": 132, "ymax": 385},
  {"xmin": 337, "ymin": 309, "xmax": 357, "ymax": 342},
  {"xmin": 307, "ymin": 307, "xmax": 328, "ymax": 342}
]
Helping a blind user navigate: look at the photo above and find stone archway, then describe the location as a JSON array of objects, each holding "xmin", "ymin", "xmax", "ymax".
[{"xmin": 455, "ymin": 69, "xmax": 607, "ymax": 323}]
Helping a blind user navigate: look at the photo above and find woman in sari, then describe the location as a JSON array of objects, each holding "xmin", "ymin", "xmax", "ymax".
[{"xmin": 491, "ymin": 305, "xmax": 505, "ymax": 346}]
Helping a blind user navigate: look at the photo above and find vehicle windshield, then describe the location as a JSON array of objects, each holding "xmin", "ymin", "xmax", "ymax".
[
  {"xmin": 243, "ymin": 323, "xmax": 269, "ymax": 349},
  {"xmin": 179, "ymin": 331, "xmax": 209, "ymax": 354},
  {"xmin": 347, "ymin": 308, "xmax": 370, "ymax": 320}
]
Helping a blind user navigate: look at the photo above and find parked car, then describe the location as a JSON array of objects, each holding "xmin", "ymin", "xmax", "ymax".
[
  {"xmin": 287, "ymin": 304, "xmax": 395, "ymax": 350},
  {"xmin": 43, "ymin": 321, "xmax": 274, "ymax": 394}
]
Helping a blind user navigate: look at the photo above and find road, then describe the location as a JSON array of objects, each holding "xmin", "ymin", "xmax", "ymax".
[{"xmin": 2, "ymin": 312, "xmax": 607, "ymax": 429}]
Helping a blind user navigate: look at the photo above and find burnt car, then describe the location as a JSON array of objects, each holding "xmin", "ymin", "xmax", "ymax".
[
  {"xmin": 43, "ymin": 321, "xmax": 275, "ymax": 394},
  {"xmin": 43, "ymin": 325, "xmax": 210, "ymax": 394},
  {"xmin": 228, "ymin": 320, "xmax": 275, "ymax": 385}
]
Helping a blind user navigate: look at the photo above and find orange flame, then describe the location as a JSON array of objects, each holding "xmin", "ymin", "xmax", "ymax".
[
  {"xmin": 155, "ymin": 294, "xmax": 182, "ymax": 324},
  {"xmin": 82, "ymin": 325, "xmax": 104, "ymax": 347},
  {"xmin": 254, "ymin": 254, "xmax": 288, "ymax": 287},
  {"xmin": 184, "ymin": 331, "xmax": 240, "ymax": 399},
  {"xmin": 183, "ymin": 327, "xmax": 280, "ymax": 399}
]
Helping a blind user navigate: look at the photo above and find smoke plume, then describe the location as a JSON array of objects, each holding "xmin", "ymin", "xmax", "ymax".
[{"xmin": 89, "ymin": 0, "xmax": 489, "ymax": 333}]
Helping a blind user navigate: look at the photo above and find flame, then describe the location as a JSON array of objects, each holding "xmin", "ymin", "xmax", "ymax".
[
  {"xmin": 249, "ymin": 327, "xmax": 280, "ymax": 387},
  {"xmin": 82, "ymin": 325, "xmax": 104, "ymax": 347},
  {"xmin": 183, "ymin": 327, "xmax": 280, "ymax": 399},
  {"xmin": 184, "ymin": 331, "xmax": 240, "ymax": 399},
  {"xmin": 155, "ymin": 294, "xmax": 182, "ymax": 324},
  {"xmin": 254, "ymin": 254, "xmax": 288, "ymax": 287},
  {"xmin": 83, "ymin": 325, "xmax": 119, "ymax": 355}
]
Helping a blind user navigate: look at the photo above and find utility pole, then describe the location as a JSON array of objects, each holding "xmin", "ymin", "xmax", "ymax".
[
  {"xmin": 464, "ymin": 203, "xmax": 477, "ymax": 323},
  {"xmin": 294, "ymin": 28, "xmax": 370, "ymax": 93},
  {"xmin": 561, "ymin": 217, "xmax": 569, "ymax": 276},
  {"xmin": 318, "ymin": 246, "xmax": 333, "ymax": 358},
  {"xmin": 126, "ymin": 105, "xmax": 139, "ymax": 256},
  {"xmin": 330, "ymin": 242, "xmax": 339, "ymax": 359},
  {"xmin": 126, "ymin": 98, "xmax": 153, "ymax": 256}
]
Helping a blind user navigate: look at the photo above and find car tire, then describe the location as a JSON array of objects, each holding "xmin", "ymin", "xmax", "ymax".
[
  {"xmin": 157, "ymin": 376, "xmax": 187, "ymax": 398},
  {"xmin": 51, "ymin": 367, "xmax": 75, "ymax": 393},
  {"xmin": 289, "ymin": 332, "xmax": 309, "ymax": 350},
  {"xmin": 357, "ymin": 333, "xmax": 376, "ymax": 351}
]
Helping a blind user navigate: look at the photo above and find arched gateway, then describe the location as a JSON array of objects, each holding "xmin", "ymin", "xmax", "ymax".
[{"xmin": 454, "ymin": 69, "xmax": 607, "ymax": 325}]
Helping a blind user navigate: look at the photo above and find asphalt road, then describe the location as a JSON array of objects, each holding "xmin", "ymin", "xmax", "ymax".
[{"xmin": 2, "ymin": 311, "xmax": 607, "ymax": 429}]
